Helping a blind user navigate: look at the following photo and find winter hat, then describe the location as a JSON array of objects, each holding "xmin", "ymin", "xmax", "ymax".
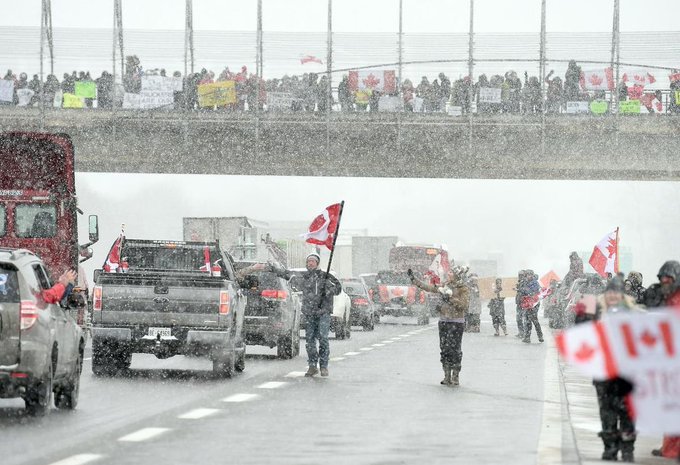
[
  {"xmin": 306, "ymin": 253, "xmax": 321, "ymax": 264},
  {"xmin": 605, "ymin": 277, "xmax": 625, "ymax": 293}
]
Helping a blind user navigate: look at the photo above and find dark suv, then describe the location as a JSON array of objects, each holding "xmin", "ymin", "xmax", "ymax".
[
  {"xmin": 0, "ymin": 248, "xmax": 85, "ymax": 415},
  {"xmin": 342, "ymin": 279, "xmax": 376, "ymax": 331},
  {"xmin": 235, "ymin": 262, "xmax": 301, "ymax": 359}
]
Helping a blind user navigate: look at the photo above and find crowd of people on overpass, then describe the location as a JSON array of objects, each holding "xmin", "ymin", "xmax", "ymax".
[{"xmin": 2, "ymin": 56, "xmax": 679, "ymax": 115}]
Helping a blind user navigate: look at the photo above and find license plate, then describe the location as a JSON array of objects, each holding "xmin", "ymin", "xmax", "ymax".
[{"xmin": 148, "ymin": 327, "xmax": 171, "ymax": 337}]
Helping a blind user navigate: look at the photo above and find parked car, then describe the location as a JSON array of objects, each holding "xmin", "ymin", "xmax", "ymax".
[
  {"xmin": 288, "ymin": 268, "xmax": 352, "ymax": 339},
  {"xmin": 0, "ymin": 248, "xmax": 85, "ymax": 415},
  {"xmin": 234, "ymin": 261, "xmax": 301, "ymax": 359},
  {"xmin": 91, "ymin": 239, "xmax": 246, "ymax": 377},
  {"xmin": 342, "ymin": 278, "xmax": 376, "ymax": 331}
]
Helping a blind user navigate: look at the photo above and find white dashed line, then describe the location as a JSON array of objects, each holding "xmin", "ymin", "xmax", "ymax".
[
  {"xmin": 359, "ymin": 347, "xmax": 374, "ymax": 351},
  {"xmin": 178, "ymin": 408, "xmax": 220, "ymax": 419},
  {"xmin": 400, "ymin": 334, "xmax": 411, "ymax": 337},
  {"xmin": 83, "ymin": 357, "xmax": 92, "ymax": 361},
  {"xmin": 118, "ymin": 427, "xmax": 170, "ymax": 442},
  {"xmin": 222, "ymin": 393, "xmax": 259, "ymax": 403},
  {"xmin": 284, "ymin": 371, "xmax": 307, "ymax": 378},
  {"xmin": 257, "ymin": 381, "xmax": 288, "ymax": 389},
  {"xmin": 344, "ymin": 351, "xmax": 361, "ymax": 356},
  {"xmin": 48, "ymin": 454, "xmax": 103, "ymax": 465},
  {"xmin": 372, "ymin": 343, "xmax": 385, "ymax": 347},
  {"xmin": 329, "ymin": 357, "xmax": 346, "ymax": 361},
  {"xmin": 382, "ymin": 340, "xmax": 394, "ymax": 344},
  {"xmin": 391, "ymin": 337, "xmax": 402, "ymax": 340}
]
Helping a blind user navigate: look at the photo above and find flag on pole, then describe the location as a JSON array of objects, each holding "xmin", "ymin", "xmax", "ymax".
[
  {"xmin": 539, "ymin": 270, "xmax": 561, "ymax": 288},
  {"xmin": 301, "ymin": 203, "xmax": 342, "ymax": 251},
  {"xmin": 589, "ymin": 228, "xmax": 619, "ymax": 278},
  {"xmin": 348, "ymin": 70, "xmax": 397, "ymax": 93},
  {"xmin": 580, "ymin": 68, "xmax": 615, "ymax": 91},
  {"xmin": 300, "ymin": 55, "xmax": 323, "ymax": 65},
  {"xmin": 103, "ymin": 232, "xmax": 124, "ymax": 272}
]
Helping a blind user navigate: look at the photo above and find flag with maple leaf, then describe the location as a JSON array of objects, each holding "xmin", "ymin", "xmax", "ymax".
[
  {"xmin": 300, "ymin": 55, "xmax": 323, "ymax": 65},
  {"xmin": 301, "ymin": 203, "xmax": 343, "ymax": 251},
  {"xmin": 558, "ymin": 309, "xmax": 680, "ymax": 434},
  {"xmin": 670, "ymin": 72, "xmax": 680, "ymax": 83},
  {"xmin": 348, "ymin": 70, "xmax": 396, "ymax": 93},
  {"xmin": 588, "ymin": 228, "xmax": 619, "ymax": 278},
  {"xmin": 580, "ymin": 68, "xmax": 615, "ymax": 91},
  {"xmin": 620, "ymin": 68, "xmax": 656, "ymax": 87}
]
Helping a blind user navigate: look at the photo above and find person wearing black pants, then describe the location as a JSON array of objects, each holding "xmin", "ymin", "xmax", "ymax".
[
  {"xmin": 514, "ymin": 270, "xmax": 527, "ymax": 338},
  {"xmin": 520, "ymin": 271, "xmax": 543, "ymax": 343},
  {"xmin": 522, "ymin": 303, "xmax": 544, "ymax": 343}
]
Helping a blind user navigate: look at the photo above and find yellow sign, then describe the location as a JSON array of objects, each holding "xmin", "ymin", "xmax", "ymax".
[
  {"xmin": 198, "ymin": 81, "xmax": 237, "ymax": 107},
  {"xmin": 675, "ymin": 91, "xmax": 680, "ymax": 105},
  {"xmin": 62, "ymin": 93, "xmax": 84, "ymax": 109}
]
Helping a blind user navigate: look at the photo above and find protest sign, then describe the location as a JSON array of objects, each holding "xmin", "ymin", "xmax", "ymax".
[
  {"xmin": 62, "ymin": 93, "xmax": 84, "ymax": 108},
  {"xmin": 75, "ymin": 81, "xmax": 96, "ymax": 99},
  {"xmin": 566, "ymin": 101, "xmax": 590, "ymax": 114},
  {"xmin": 478, "ymin": 87, "xmax": 502, "ymax": 104},
  {"xmin": 619, "ymin": 99, "xmax": 641, "ymax": 114},
  {"xmin": 198, "ymin": 81, "xmax": 236, "ymax": 107},
  {"xmin": 589, "ymin": 100, "xmax": 609, "ymax": 115},
  {"xmin": 0, "ymin": 80, "xmax": 14, "ymax": 102},
  {"xmin": 16, "ymin": 89, "xmax": 35, "ymax": 106},
  {"xmin": 267, "ymin": 92, "xmax": 295, "ymax": 111}
]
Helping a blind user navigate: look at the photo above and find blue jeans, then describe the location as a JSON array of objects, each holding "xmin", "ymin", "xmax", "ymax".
[{"xmin": 305, "ymin": 313, "xmax": 330, "ymax": 368}]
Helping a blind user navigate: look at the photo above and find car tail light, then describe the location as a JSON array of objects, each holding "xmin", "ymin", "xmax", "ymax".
[
  {"xmin": 92, "ymin": 285, "xmax": 103, "ymax": 312},
  {"xmin": 407, "ymin": 287, "xmax": 417, "ymax": 303},
  {"xmin": 352, "ymin": 297, "xmax": 369, "ymax": 306},
  {"xmin": 261, "ymin": 289, "xmax": 288, "ymax": 301},
  {"xmin": 219, "ymin": 291, "xmax": 230, "ymax": 315},
  {"xmin": 419, "ymin": 291, "xmax": 425, "ymax": 303},
  {"xmin": 20, "ymin": 301, "xmax": 38, "ymax": 330},
  {"xmin": 378, "ymin": 285, "xmax": 389, "ymax": 302},
  {"xmin": 10, "ymin": 372, "xmax": 29, "ymax": 379}
]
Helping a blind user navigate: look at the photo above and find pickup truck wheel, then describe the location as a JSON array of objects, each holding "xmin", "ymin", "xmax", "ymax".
[
  {"xmin": 213, "ymin": 355, "xmax": 235, "ymax": 378},
  {"xmin": 115, "ymin": 350, "xmax": 132, "ymax": 371},
  {"xmin": 25, "ymin": 356, "xmax": 53, "ymax": 416},
  {"xmin": 55, "ymin": 350, "xmax": 81, "ymax": 410},
  {"xmin": 363, "ymin": 317, "xmax": 375, "ymax": 331}
]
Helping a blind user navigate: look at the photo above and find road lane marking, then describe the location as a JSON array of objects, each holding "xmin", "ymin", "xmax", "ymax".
[
  {"xmin": 48, "ymin": 454, "xmax": 103, "ymax": 465},
  {"xmin": 372, "ymin": 343, "xmax": 385, "ymax": 347},
  {"xmin": 329, "ymin": 357, "xmax": 346, "ymax": 361},
  {"xmin": 178, "ymin": 408, "xmax": 220, "ymax": 419},
  {"xmin": 118, "ymin": 427, "xmax": 170, "ymax": 442},
  {"xmin": 285, "ymin": 371, "xmax": 307, "ymax": 378},
  {"xmin": 222, "ymin": 393, "xmax": 259, "ymax": 403},
  {"xmin": 83, "ymin": 357, "xmax": 92, "ymax": 361},
  {"xmin": 391, "ymin": 337, "xmax": 402, "ymax": 340},
  {"xmin": 537, "ymin": 334, "xmax": 563, "ymax": 465},
  {"xmin": 257, "ymin": 381, "xmax": 288, "ymax": 389},
  {"xmin": 344, "ymin": 351, "xmax": 361, "ymax": 356},
  {"xmin": 399, "ymin": 334, "xmax": 411, "ymax": 337},
  {"xmin": 359, "ymin": 347, "xmax": 374, "ymax": 351},
  {"xmin": 381, "ymin": 340, "xmax": 394, "ymax": 344}
]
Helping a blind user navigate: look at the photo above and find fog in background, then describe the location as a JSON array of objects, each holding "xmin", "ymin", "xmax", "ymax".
[{"xmin": 76, "ymin": 173, "xmax": 680, "ymax": 287}]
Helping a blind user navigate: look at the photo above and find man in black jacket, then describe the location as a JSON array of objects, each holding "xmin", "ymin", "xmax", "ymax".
[{"xmin": 273, "ymin": 253, "xmax": 341, "ymax": 377}]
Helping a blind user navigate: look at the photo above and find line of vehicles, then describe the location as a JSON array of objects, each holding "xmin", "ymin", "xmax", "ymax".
[{"xmin": 0, "ymin": 132, "xmax": 452, "ymax": 416}]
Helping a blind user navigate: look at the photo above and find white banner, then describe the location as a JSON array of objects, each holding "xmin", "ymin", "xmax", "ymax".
[
  {"xmin": 478, "ymin": 87, "xmax": 502, "ymax": 104},
  {"xmin": 566, "ymin": 101, "xmax": 590, "ymax": 114},
  {"xmin": 378, "ymin": 95, "xmax": 403, "ymax": 112},
  {"xmin": 141, "ymin": 76, "xmax": 182, "ymax": 93},
  {"xmin": 123, "ymin": 91, "xmax": 174, "ymax": 109},
  {"xmin": 16, "ymin": 88, "xmax": 35, "ymax": 106},
  {"xmin": 53, "ymin": 90, "xmax": 63, "ymax": 108},
  {"xmin": 267, "ymin": 92, "xmax": 295, "ymax": 111},
  {"xmin": 0, "ymin": 80, "xmax": 14, "ymax": 102}
]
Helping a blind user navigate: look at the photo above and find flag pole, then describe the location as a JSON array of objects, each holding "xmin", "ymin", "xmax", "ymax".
[
  {"xmin": 615, "ymin": 227, "xmax": 620, "ymax": 274},
  {"xmin": 319, "ymin": 201, "xmax": 345, "ymax": 310}
]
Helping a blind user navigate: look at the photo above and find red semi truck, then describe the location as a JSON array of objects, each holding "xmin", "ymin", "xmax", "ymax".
[{"xmin": 0, "ymin": 132, "xmax": 99, "ymax": 323}]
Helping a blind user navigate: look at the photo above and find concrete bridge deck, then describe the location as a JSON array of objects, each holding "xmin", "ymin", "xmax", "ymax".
[{"xmin": 1, "ymin": 108, "xmax": 678, "ymax": 180}]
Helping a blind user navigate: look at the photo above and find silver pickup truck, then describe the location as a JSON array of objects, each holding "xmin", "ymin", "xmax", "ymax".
[
  {"xmin": 91, "ymin": 239, "xmax": 246, "ymax": 377},
  {"xmin": 0, "ymin": 248, "xmax": 84, "ymax": 415}
]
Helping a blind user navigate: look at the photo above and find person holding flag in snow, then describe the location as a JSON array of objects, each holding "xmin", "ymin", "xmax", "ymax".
[{"xmin": 269, "ymin": 203, "xmax": 344, "ymax": 378}]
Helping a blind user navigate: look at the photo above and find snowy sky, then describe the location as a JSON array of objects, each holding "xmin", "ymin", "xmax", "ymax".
[{"xmin": 2, "ymin": 0, "xmax": 679, "ymax": 32}]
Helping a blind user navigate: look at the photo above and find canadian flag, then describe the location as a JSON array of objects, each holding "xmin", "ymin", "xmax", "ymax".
[
  {"xmin": 556, "ymin": 322, "xmax": 617, "ymax": 380},
  {"xmin": 669, "ymin": 72, "xmax": 680, "ymax": 83},
  {"xmin": 539, "ymin": 270, "xmax": 560, "ymax": 288},
  {"xmin": 301, "ymin": 203, "xmax": 343, "ymax": 251},
  {"xmin": 348, "ymin": 70, "xmax": 397, "ymax": 93},
  {"xmin": 588, "ymin": 229, "xmax": 619, "ymax": 278},
  {"xmin": 300, "ymin": 55, "xmax": 323, "ymax": 65},
  {"xmin": 580, "ymin": 68, "xmax": 615, "ymax": 91},
  {"xmin": 621, "ymin": 68, "xmax": 656, "ymax": 86},
  {"xmin": 103, "ymin": 233, "xmax": 124, "ymax": 272}
]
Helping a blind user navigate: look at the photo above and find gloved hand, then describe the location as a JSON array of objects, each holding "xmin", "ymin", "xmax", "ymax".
[
  {"xmin": 406, "ymin": 269, "xmax": 414, "ymax": 280},
  {"xmin": 438, "ymin": 287, "xmax": 453, "ymax": 297}
]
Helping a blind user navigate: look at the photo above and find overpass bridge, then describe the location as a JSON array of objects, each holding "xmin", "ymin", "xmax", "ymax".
[{"xmin": 1, "ymin": 108, "xmax": 678, "ymax": 180}]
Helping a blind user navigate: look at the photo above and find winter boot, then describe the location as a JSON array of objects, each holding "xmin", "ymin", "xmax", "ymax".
[
  {"xmin": 450, "ymin": 368, "xmax": 460, "ymax": 386},
  {"xmin": 305, "ymin": 366, "xmax": 319, "ymax": 377},
  {"xmin": 599, "ymin": 431, "xmax": 620, "ymax": 461},
  {"xmin": 440, "ymin": 365, "xmax": 452, "ymax": 385},
  {"xmin": 502, "ymin": 325, "xmax": 508, "ymax": 336},
  {"xmin": 320, "ymin": 367, "xmax": 329, "ymax": 377},
  {"xmin": 620, "ymin": 432, "xmax": 635, "ymax": 462},
  {"xmin": 493, "ymin": 324, "xmax": 499, "ymax": 336}
]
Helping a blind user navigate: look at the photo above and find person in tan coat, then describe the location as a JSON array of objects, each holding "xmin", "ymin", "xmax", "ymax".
[{"xmin": 408, "ymin": 267, "xmax": 469, "ymax": 386}]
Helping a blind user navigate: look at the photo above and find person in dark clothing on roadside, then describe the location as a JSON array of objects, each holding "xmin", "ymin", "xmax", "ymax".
[
  {"xmin": 270, "ymin": 253, "xmax": 341, "ymax": 378},
  {"xmin": 409, "ymin": 266, "xmax": 469, "ymax": 386},
  {"xmin": 564, "ymin": 59, "xmax": 582, "ymax": 102},
  {"xmin": 574, "ymin": 277, "xmax": 640, "ymax": 462},
  {"xmin": 488, "ymin": 278, "xmax": 507, "ymax": 336},
  {"xmin": 514, "ymin": 270, "xmax": 527, "ymax": 338},
  {"xmin": 96, "ymin": 71, "xmax": 114, "ymax": 109},
  {"xmin": 519, "ymin": 271, "xmax": 543, "ymax": 343},
  {"xmin": 338, "ymin": 75, "xmax": 353, "ymax": 111},
  {"xmin": 438, "ymin": 73, "xmax": 451, "ymax": 111}
]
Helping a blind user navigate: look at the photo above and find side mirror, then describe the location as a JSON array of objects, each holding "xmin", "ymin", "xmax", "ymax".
[
  {"xmin": 93, "ymin": 269, "xmax": 102, "ymax": 283},
  {"xmin": 88, "ymin": 215, "xmax": 99, "ymax": 243}
]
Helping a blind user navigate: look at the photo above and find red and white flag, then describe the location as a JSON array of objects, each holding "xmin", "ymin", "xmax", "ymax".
[
  {"xmin": 103, "ymin": 233, "xmax": 124, "ymax": 272},
  {"xmin": 300, "ymin": 55, "xmax": 323, "ymax": 65},
  {"xmin": 588, "ymin": 228, "xmax": 619, "ymax": 278},
  {"xmin": 621, "ymin": 68, "xmax": 656, "ymax": 87},
  {"xmin": 555, "ymin": 321, "xmax": 617, "ymax": 381},
  {"xmin": 301, "ymin": 203, "xmax": 342, "ymax": 251},
  {"xmin": 348, "ymin": 70, "xmax": 397, "ymax": 93},
  {"xmin": 669, "ymin": 72, "xmax": 680, "ymax": 83},
  {"xmin": 580, "ymin": 68, "xmax": 615, "ymax": 91}
]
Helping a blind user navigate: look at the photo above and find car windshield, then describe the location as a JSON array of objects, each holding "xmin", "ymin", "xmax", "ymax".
[{"xmin": 377, "ymin": 271, "xmax": 411, "ymax": 285}]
